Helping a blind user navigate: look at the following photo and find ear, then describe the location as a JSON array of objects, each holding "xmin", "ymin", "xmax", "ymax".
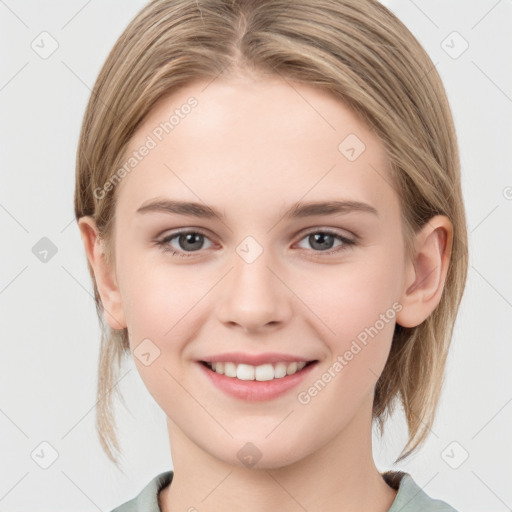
[
  {"xmin": 78, "ymin": 216, "xmax": 127, "ymax": 330},
  {"xmin": 395, "ymin": 215, "xmax": 453, "ymax": 328}
]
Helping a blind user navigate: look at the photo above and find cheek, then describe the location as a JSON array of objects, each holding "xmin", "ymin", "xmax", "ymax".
[
  {"xmin": 116, "ymin": 255, "xmax": 200, "ymax": 409},
  {"xmin": 301, "ymin": 248, "xmax": 402, "ymax": 383},
  {"xmin": 309, "ymin": 247, "xmax": 401, "ymax": 334},
  {"xmin": 294, "ymin": 267, "xmax": 399, "ymax": 429},
  {"xmin": 117, "ymin": 249, "xmax": 199, "ymax": 342}
]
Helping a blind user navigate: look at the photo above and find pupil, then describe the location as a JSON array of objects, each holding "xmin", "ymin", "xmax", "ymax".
[
  {"xmin": 181, "ymin": 233, "xmax": 203, "ymax": 251},
  {"xmin": 311, "ymin": 233, "xmax": 333, "ymax": 251}
]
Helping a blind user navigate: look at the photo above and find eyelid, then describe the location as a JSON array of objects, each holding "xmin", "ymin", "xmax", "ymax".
[
  {"xmin": 158, "ymin": 225, "xmax": 357, "ymax": 241},
  {"xmin": 156, "ymin": 225, "xmax": 358, "ymax": 258},
  {"xmin": 293, "ymin": 227, "xmax": 356, "ymax": 254},
  {"xmin": 157, "ymin": 226, "xmax": 355, "ymax": 246},
  {"xmin": 157, "ymin": 228, "xmax": 214, "ymax": 250},
  {"xmin": 298, "ymin": 226, "xmax": 356, "ymax": 241}
]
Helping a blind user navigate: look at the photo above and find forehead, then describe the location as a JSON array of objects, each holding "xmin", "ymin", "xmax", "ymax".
[{"xmin": 115, "ymin": 75, "xmax": 397, "ymax": 222}]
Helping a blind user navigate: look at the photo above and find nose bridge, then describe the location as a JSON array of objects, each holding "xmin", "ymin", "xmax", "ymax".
[{"xmin": 216, "ymin": 240, "xmax": 291, "ymax": 331}]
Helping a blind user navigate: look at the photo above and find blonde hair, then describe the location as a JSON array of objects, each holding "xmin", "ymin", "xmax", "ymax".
[{"xmin": 74, "ymin": 0, "xmax": 468, "ymax": 466}]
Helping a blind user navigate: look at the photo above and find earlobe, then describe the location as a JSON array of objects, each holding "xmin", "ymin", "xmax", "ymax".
[
  {"xmin": 77, "ymin": 217, "xmax": 127, "ymax": 331},
  {"xmin": 396, "ymin": 215, "xmax": 453, "ymax": 328}
]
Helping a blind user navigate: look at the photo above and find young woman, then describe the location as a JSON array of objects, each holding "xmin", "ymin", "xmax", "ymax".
[{"xmin": 75, "ymin": 0, "xmax": 468, "ymax": 510}]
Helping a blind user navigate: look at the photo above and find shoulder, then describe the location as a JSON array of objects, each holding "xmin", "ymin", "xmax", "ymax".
[
  {"xmin": 383, "ymin": 471, "xmax": 458, "ymax": 512},
  {"xmin": 110, "ymin": 470, "xmax": 174, "ymax": 512}
]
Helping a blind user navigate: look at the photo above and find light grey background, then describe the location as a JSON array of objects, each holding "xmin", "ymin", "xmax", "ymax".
[{"xmin": 1, "ymin": 1, "xmax": 511, "ymax": 510}]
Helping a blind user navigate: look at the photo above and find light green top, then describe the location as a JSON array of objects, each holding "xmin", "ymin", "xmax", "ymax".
[{"xmin": 111, "ymin": 470, "xmax": 458, "ymax": 511}]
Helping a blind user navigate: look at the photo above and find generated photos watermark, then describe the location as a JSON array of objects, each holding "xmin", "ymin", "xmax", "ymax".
[
  {"xmin": 93, "ymin": 96, "xmax": 198, "ymax": 200},
  {"xmin": 297, "ymin": 301, "xmax": 403, "ymax": 405}
]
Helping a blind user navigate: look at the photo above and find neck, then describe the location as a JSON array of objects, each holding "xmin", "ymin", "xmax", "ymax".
[{"xmin": 160, "ymin": 396, "xmax": 397, "ymax": 512}]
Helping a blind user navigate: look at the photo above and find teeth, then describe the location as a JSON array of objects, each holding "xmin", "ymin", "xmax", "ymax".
[{"xmin": 206, "ymin": 360, "xmax": 308, "ymax": 380}]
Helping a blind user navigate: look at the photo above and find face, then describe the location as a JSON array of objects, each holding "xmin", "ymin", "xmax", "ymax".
[{"xmin": 106, "ymin": 73, "xmax": 410, "ymax": 469}]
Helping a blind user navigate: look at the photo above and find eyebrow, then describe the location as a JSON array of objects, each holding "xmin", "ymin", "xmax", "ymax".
[{"xmin": 136, "ymin": 198, "xmax": 378, "ymax": 220}]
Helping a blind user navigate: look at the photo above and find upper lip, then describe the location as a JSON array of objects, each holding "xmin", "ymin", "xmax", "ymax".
[{"xmin": 199, "ymin": 352, "xmax": 317, "ymax": 366}]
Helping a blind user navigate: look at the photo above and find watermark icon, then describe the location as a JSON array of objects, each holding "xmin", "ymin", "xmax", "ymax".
[
  {"xmin": 133, "ymin": 338, "xmax": 161, "ymax": 366},
  {"xmin": 297, "ymin": 301, "xmax": 402, "ymax": 405},
  {"xmin": 338, "ymin": 133, "xmax": 366, "ymax": 161},
  {"xmin": 236, "ymin": 236, "xmax": 264, "ymax": 264},
  {"xmin": 440, "ymin": 31, "xmax": 469, "ymax": 60},
  {"xmin": 31, "ymin": 31, "xmax": 59, "ymax": 59},
  {"xmin": 32, "ymin": 236, "xmax": 58, "ymax": 263},
  {"xmin": 503, "ymin": 186, "xmax": 512, "ymax": 200},
  {"xmin": 237, "ymin": 442, "xmax": 262, "ymax": 468},
  {"xmin": 93, "ymin": 96, "xmax": 198, "ymax": 200},
  {"xmin": 441, "ymin": 441, "xmax": 469, "ymax": 469},
  {"xmin": 31, "ymin": 441, "xmax": 59, "ymax": 469}
]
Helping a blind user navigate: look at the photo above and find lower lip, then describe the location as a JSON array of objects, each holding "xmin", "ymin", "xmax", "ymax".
[{"xmin": 197, "ymin": 361, "xmax": 318, "ymax": 401}]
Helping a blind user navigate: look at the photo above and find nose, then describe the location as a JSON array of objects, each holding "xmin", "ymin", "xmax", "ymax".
[{"xmin": 215, "ymin": 250, "xmax": 293, "ymax": 334}]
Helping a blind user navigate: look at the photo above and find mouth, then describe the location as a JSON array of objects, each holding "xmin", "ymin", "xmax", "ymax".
[
  {"xmin": 196, "ymin": 358, "xmax": 319, "ymax": 401},
  {"xmin": 199, "ymin": 359, "xmax": 318, "ymax": 381}
]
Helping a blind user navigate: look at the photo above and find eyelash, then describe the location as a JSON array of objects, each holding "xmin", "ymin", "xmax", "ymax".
[{"xmin": 155, "ymin": 228, "xmax": 356, "ymax": 258}]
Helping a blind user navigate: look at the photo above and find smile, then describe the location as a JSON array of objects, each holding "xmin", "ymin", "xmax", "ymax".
[
  {"xmin": 201, "ymin": 361, "xmax": 314, "ymax": 381},
  {"xmin": 197, "ymin": 359, "xmax": 319, "ymax": 401}
]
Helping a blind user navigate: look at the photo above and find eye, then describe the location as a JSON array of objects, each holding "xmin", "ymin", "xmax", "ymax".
[
  {"xmin": 295, "ymin": 229, "xmax": 356, "ymax": 255},
  {"xmin": 155, "ymin": 228, "xmax": 356, "ymax": 258},
  {"xmin": 156, "ymin": 230, "xmax": 213, "ymax": 257}
]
